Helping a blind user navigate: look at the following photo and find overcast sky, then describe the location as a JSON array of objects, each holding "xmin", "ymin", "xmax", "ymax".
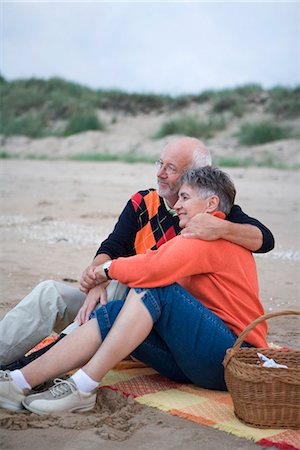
[{"xmin": 1, "ymin": 1, "xmax": 299, "ymax": 95}]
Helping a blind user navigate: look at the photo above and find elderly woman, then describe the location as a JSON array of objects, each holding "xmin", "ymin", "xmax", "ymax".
[{"xmin": 0, "ymin": 166, "xmax": 267, "ymax": 414}]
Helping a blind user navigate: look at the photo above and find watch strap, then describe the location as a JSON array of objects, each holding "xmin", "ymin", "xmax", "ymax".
[{"xmin": 103, "ymin": 260, "xmax": 112, "ymax": 280}]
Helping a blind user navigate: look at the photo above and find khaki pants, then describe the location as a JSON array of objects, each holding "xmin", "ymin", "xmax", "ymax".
[{"xmin": 0, "ymin": 280, "xmax": 127, "ymax": 365}]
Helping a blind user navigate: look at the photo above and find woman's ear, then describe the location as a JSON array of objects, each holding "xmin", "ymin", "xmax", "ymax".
[{"xmin": 206, "ymin": 195, "xmax": 219, "ymax": 212}]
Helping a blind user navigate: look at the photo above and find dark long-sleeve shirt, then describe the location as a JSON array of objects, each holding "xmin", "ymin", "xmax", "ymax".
[{"xmin": 96, "ymin": 188, "xmax": 274, "ymax": 259}]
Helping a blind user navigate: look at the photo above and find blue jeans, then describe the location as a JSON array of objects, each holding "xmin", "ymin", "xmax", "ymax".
[{"xmin": 93, "ymin": 283, "xmax": 249, "ymax": 391}]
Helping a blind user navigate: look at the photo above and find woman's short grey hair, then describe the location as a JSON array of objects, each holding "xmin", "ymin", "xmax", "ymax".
[{"xmin": 181, "ymin": 166, "xmax": 236, "ymax": 215}]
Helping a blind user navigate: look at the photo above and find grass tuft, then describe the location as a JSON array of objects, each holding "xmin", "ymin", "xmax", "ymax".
[
  {"xmin": 153, "ymin": 114, "xmax": 226, "ymax": 139},
  {"xmin": 69, "ymin": 151, "xmax": 156, "ymax": 164},
  {"xmin": 236, "ymin": 121, "xmax": 292, "ymax": 146},
  {"xmin": 70, "ymin": 153, "xmax": 119, "ymax": 162},
  {"xmin": 211, "ymin": 94, "xmax": 246, "ymax": 117},
  {"xmin": 0, "ymin": 150, "xmax": 14, "ymax": 159},
  {"xmin": 0, "ymin": 112, "xmax": 47, "ymax": 138},
  {"xmin": 215, "ymin": 155, "xmax": 300, "ymax": 170},
  {"xmin": 64, "ymin": 111, "xmax": 105, "ymax": 136},
  {"xmin": 214, "ymin": 156, "xmax": 253, "ymax": 168},
  {"xmin": 268, "ymin": 87, "xmax": 300, "ymax": 118}
]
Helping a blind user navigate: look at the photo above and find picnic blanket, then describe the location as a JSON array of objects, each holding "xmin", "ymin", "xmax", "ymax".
[
  {"xmin": 30, "ymin": 338, "xmax": 300, "ymax": 449},
  {"xmin": 101, "ymin": 362, "xmax": 300, "ymax": 450}
]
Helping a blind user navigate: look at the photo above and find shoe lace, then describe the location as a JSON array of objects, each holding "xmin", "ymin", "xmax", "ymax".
[{"xmin": 49, "ymin": 378, "xmax": 77, "ymax": 398}]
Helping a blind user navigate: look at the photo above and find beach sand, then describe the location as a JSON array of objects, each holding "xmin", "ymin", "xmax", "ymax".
[{"xmin": 0, "ymin": 160, "xmax": 299, "ymax": 449}]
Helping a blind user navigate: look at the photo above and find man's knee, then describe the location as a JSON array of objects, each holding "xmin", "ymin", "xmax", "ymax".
[
  {"xmin": 22, "ymin": 280, "xmax": 81, "ymax": 322},
  {"xmin": 33, "ymin": 279, "xmax": 77, "ymax": 300},
  {"xmin": 32, "ymin": 280, "xmax": 65, "ymax": 309},
  {"xmin": 35, "ymin": 279, "xmax": 60, "ymax": 291},
  {"xmin": 32, "ymin": 279, "xmax": 59, "ymax": 296}
]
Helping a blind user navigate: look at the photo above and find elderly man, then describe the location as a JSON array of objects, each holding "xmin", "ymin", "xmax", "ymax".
[{"xmin": 0, "ymin": 137, "xmax": 274, "ymax": 367}]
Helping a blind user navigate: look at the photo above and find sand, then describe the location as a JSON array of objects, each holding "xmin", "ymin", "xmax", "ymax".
[{"xmin": 0, "ymin": 159, "xmax": 299, "ymax": 449}]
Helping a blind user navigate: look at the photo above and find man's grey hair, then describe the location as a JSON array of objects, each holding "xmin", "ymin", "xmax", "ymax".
[
  {"xmin": 181, "ymin": 166, "xmax": 236, "ymax": 215},
  {"xmin": 191, "ymin": 147, "xmax": 212, "ymax": 168}
]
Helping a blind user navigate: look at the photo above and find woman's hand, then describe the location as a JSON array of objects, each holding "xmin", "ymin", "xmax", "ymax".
[{"xmin": 75, "ymin": 282, "xmax": 109, "ymax": 325}]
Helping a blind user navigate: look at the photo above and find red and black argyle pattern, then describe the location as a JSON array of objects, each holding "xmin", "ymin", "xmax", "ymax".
[{"xmin": 131, "ymin": 189, "xmax": 181, "ymax": 254}]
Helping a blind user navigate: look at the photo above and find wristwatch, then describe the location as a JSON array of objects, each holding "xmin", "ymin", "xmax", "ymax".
[{"xmin": 103, "ymin": 260, "xmax": 112, "ymax": 280}]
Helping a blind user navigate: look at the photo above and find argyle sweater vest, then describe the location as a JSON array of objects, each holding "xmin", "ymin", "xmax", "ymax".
[{"xmin": 131, "ymin": 190, "xmax": 181, "ymax": 254}]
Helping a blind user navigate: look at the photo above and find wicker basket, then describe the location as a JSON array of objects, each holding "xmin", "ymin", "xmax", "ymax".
[{"xmin": 223, "ymin": 310, "xmax": 300, "ymax": 429}]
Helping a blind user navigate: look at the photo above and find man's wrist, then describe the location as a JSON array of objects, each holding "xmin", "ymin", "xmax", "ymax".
[
  {"xmin": 92, "ymin": 254, "xmax": 111, "ymax": 267},
  {"xmin": 221, "ymin": 219, "xmax": 232, "ymax": 239},
  {"xmin": 103, "ymin": 260, "xmax": 112, "ymax": 280}
]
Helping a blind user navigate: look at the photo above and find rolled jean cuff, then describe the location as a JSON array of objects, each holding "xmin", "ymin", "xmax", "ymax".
[
  {"xmin": 134, "ymin": 288, "xmax": 161, "ymax": 322},
  {"xmin": 90, "ymin": 287, "xmax": 162, "ymax": 344},
  {"xmin": 90, "ymin": 304, "xmax": 114, "ymax": 342}
]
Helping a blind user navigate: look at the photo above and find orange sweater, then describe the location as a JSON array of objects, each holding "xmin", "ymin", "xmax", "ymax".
[{"xmin": 109, "ymin": 235, "xmax": 268, "ymax": 348}]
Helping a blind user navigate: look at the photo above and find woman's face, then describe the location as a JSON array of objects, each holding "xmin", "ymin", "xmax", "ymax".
[{"xmin": 174, "ymin": 184, "xmax": 210, "ymax": 228}]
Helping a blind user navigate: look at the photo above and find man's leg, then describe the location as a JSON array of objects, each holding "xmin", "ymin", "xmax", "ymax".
[
  {"xmin": 0, "ymin": 280, "xmax": 86, "ymax": 365},
  {"xmin": 1, "ymin": 280, "xmax": 128, "ymax": 369}
]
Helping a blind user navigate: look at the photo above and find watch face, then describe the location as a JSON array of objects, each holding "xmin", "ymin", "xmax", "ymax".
[{"xmin": 103, "ymin": 260, "xmax": 112, "ymax": 270}]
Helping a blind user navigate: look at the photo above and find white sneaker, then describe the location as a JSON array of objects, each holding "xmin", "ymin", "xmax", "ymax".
[
  {"xmin": 0, "ymin": 370, "xmax": 28, "ymax": 411},
  {"xmin": 22, "ymin": 378, "xmax": 97, "ymax": 415}
]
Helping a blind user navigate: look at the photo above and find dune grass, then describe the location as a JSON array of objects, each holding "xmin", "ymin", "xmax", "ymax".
[
  {"xmin": 215, "ymin": 155, "xmax": 299, "ymax": 170},
  {"xmin": 64, "ymin": 111, "xmax": 105, "ymax": 136},
  {"xmin": 1, "ymin": 75, "xmax": 299, "ymax": 139},
  {"xmin": 153, "ymin": 114, "xmax": 226, "ymax": 139},
  {"xmin": 267, "ymin": 86, "xmax": 300, "ymax": 118},
  {"xmin": 1, "ymin": 150, "xmax": 298, "ymax": 169},
  {"xmin": 236, "ymin": 121, "xmax": 292, "ymax": 146},
  {"xmin": 69, "ymin": 151, "xmax": 156, "ymax": 164}
]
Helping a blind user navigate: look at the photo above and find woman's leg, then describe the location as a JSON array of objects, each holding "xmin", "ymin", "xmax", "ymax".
[
  {"xmin": 0, "ymin": 290, "xmax": 155, "ymax": 412},
  {"xmin": 131, "ymin": 283, "xmax": 239, "ymax": 390},
  {"xmin": 15, "ymin": 290, "xmax": 153, "ymax": 388},
  {"xmin": 26, "ymin": 283, "xmax": 233, "ymax": 389},
  {"xmin": 79, "ymin": 290, "xmax": 153, "ymax": 381},
  {"xmin": 54, "ymin": 283, "xmax": 236, "ymax": 390},
  {"xmin": 1, "ymin": 283, "xmax": 234, "ymax": 414},
  {"xmin": 21, "ymin": 318, "xmax": 101, "ymax": 388}
]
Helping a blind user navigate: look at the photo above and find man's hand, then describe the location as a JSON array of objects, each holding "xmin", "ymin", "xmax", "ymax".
[
  {"xmin": 79, "ymin": 265, "xmax": 98, "ymax": 292},
  {"xmin": 93, "ymin": 265, "xmax": 109, "ymax": 284},
  {"xmin": 75, "ymin": 283, "xmax": 109, "ymax": 325},
  {"xmin": 79, "ymin": 254, "xmax": 111, "ymax": 293},
  {"xmin": 181, "ymin": 213, "xmax": 225, "ymax": 240},
  {"xmin": 181, "ymin": 212, "xmax": 263, "ymax": 251}
]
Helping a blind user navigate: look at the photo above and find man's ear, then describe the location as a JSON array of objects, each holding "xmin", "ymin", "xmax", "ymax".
[{"xmin": 206, "ymin": 195, "xmax": 219, "ymax": 212}]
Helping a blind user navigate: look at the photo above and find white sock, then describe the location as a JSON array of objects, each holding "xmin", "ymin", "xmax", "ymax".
[
  {"xmin": 10, "ymin": 370, "xmax": 32, "ymax": 390},
  {"xmin": 71, "ymin": 369, "xmax": 100, "ymax": 393}
]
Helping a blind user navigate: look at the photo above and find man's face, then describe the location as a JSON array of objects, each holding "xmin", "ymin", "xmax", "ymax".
[
  {"xmin": 156, "ymin": 143, "xmax": 193, "ymax": 206},
  {"xmin": 156, "ymin": 160, "xmax": 182, "ymax": 205}
]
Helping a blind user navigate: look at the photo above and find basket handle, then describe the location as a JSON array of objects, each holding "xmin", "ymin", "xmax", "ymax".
[{"xmin": 231, "ymin": 309, "xmax": 300, "ymax": 352}]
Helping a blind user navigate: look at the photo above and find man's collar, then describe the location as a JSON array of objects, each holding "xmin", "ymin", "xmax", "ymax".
[{"xmin": 163, "ymin": 198, "xmax": 177, "ymax": 217}]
